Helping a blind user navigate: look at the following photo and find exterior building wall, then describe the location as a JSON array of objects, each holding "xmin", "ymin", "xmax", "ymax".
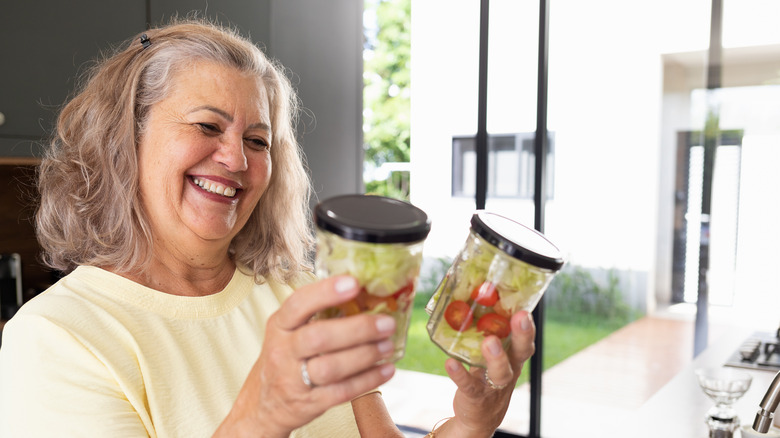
[{"xmin": 410, "ymin": 0, "xmax": 780, "ymax": 317}]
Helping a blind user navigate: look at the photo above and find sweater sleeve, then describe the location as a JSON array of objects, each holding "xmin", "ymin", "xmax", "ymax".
[{"xmin": 0, "ymin": 313, "xmax": 152, "ymax": 437}]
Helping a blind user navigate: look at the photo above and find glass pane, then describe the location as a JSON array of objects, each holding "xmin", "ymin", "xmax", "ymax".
[
  {"xmin": 715, "ymin": 0, "xmax": 780, "ymax": 345},
  {"xmin": 482, "ymin": 0, "xmax": 541, "ymax": 227},
  {"xmin": 542, "ymin": 0, "xmax": 780, "ymax": 436},
  {"xmin": 540, "ymin": 0, "xmax": 714, "ymax": 434},
  {"xmin": 409, "ymin": 0, "xmax": 482, "ymax": 261},
  {"xmin": 481, "ymin": 4, "xmax": 542, "ymax": 435},
  {"xmin": 394, "ymin": 0, "xmax": 780, "ymax": 436},
  {"xmin": 402, "ymin": 0, "xmax": 539, "ymax": 436},
  {"xmin": 383, "ymin": 0, "xmax": 486, "ymax": 435}
]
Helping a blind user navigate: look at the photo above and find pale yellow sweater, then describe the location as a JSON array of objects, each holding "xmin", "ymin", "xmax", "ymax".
[{"xmin": 0, "ymin": 266, "xmax": 360, "ymax": 437}]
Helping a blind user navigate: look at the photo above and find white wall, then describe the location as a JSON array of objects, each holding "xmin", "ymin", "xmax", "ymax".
[
  {"xmin": 411, "ymin": 0, "xmax": 780, "ymax": 316},
  {"xmin": 410, "ymin": 0, "xmax": 711, "ymax": 314}
]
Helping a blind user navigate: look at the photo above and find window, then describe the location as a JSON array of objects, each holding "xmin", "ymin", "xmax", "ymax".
[{"xmin": 451, "ymin": 133, "xmax": 555, "ymax": 199}]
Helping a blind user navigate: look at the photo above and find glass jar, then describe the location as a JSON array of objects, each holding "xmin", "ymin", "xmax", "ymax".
[
  {"xmin": 314, "ymin": 194, "xmax": 431, "ymax": 364},
  {"xmin": 426, "ymin": 211, "xmax": 564, "ymax": 367}
]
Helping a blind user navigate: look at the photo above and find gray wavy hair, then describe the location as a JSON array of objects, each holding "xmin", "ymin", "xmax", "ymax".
[{"xmin": 36, "ymin": 18, "xmax": 314, "ymax": 282}]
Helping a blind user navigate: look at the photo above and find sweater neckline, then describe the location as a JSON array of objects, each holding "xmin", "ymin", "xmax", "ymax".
[{"xmin": 72, "ymin": 265, "xmax": 257, "ymax": 319}]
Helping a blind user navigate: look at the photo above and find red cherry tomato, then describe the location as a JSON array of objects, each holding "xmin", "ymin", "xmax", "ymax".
[
  {"xmin": 444, "ymin": 300, "xmax": 474, "ymax": 332},
  {"xmin": 476, "ymin": 313, "xmax": 511, "ymax": 338},
  {"xmin": 470, "ymin": 282, "xmax": 499, "ymax": 307},
  {"xmin": 392, "ymin": 283, "xmax": 415, "ymax": 299}
]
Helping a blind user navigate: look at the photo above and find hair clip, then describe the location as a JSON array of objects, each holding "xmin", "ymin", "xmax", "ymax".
[{"xmin": 140, "ymin": 34, "xmax": 151, "ymax": 50}]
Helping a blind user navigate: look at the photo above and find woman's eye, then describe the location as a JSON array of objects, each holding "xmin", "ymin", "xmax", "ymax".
[
  {"xmin": 245, "ymin": 138, "xmax": 270, "ymax": 151},
  {"xmin": 197, "ymin": 123, "xmax": 220, "ymax": 134}
]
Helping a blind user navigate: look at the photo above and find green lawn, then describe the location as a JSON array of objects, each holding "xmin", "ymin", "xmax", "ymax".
[{"xmin": 397, "ymin": 301, "xmax": 633, "ymax": 386}]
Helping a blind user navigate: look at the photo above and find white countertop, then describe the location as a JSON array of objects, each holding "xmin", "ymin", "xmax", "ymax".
[
  {"xmin": 382, "ymin": 315, "xmax": 780, "ymax": 437},
  {"xmin": 635, "ymin": 327, "xmax": 780, "ymax": 438}
]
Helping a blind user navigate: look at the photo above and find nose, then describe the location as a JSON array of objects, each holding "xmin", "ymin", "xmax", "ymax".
[{"xmin": 213, "ymin": 133, "xmax": 248, "ymax": 172}]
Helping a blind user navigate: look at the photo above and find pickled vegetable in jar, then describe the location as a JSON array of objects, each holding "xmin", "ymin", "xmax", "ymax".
[
  {"xmin": 314, "ymin": 194, "xmax": 431, "ymax": 364},
  {"xmin": 426, "ymin": 211, "xmax": 564, "ymax": 367}
]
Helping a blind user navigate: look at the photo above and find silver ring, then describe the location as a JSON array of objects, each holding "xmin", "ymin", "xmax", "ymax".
[
  {"xmin": 484, "ymin": 369, "xmax": 507, "ymax": 390},
  {"xmin": 301, "ymin": 359, "xmax": 314, "ymax": 388}
]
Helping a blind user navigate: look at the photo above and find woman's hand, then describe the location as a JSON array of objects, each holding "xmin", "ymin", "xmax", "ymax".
[
  {"xmin": 438, "ymin": 310, "xmax": 536, "ymax": 438},
  {"xmin": 214, "ymin": 276, "xmax": 397, "ymax": 438}
]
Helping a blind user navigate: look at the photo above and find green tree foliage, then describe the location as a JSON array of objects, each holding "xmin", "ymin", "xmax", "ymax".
[{"xmin": 363, "ymin": 0, "xmax": 411, "ymax": 200}]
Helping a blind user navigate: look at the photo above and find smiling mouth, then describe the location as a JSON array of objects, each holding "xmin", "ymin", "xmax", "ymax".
[{"xmin": 191, "ymin": 177, "xmax": 238, "ymax": 198}]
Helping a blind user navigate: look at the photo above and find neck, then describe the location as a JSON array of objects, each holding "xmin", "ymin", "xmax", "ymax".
[{"xmin": 113, "ymin": 236, "xmax": 237, "ymax": 297}]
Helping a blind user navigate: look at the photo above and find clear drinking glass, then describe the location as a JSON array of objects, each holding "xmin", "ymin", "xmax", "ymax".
[
  {"xmin": 314, "ymin": 194, "xmax": 431, "ymax": 364},
  {"xmin": 695, "ymin": 367, "xmax": 753, "ymax": 437},
  {"xmin": 426, "ymin": 211, "xmax": 564, "ymax": 367}
]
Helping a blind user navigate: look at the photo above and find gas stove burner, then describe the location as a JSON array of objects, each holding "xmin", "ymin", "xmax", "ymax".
[
  {"xmin": 739, "ymin": 338, "xmax": 761, "ymax": 362},
  {"xmin": 726, "ymin": 331, "xmax": 780, "ymax": 372},
  {"xmin": 760, "ymin": 341, "xmax": 780, "ymax": 367}
]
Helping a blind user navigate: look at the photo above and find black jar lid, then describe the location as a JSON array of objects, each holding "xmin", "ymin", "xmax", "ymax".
[
  {"xmin": 470, "ymin": 211, "xmax": 564, "ymax": 271},
  {"xmin": 314, "ymin": 194, "xmax": 431, "ymax": 244}
]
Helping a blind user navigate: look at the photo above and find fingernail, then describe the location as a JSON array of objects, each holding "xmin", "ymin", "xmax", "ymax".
[
  {"xmin": 380, "ymin": 364, "xmax": 395, "ymax": 377},
  {"xmin": 376, "ymin": 316, "xmax": 396, "ymax": 333},
  {"xmin": 488, "ymin": 337, "xmax": 502, "ymax": 357},
  {"xmin": 377, "ymin": 340, "xmax": 393, "ymax": 354},
  {"xmin": 520, "ymin": 313, "xmax": 531, "ymax": 331},
  {"xmin": 334, "ymin": 277, "xmax": 357, "ymax": 294}
]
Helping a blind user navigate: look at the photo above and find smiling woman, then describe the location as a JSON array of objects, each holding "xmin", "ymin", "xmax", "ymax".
[
  {"xmin": 34, "ymin": 20, "xmax": 309, "ymax": 283},
  {"xmin": 135, "ymin": 62, "xmax": 273, "ymax": 270},
  {"xmin": 0, "ymin": 18, "xmax": 538, "ymax": 438}
]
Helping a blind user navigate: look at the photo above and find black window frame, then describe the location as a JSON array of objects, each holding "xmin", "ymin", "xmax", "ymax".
[{"xmin": 468, "ymin": 0, "xmax": 723, "ymax": 435}]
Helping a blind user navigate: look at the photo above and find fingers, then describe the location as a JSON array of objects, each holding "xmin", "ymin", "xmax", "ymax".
[
  {"xmin": 311, "ymin": 362, "xmax": 396, "ymax": 406},
  {"xmin": 290, "ymin": 312, "xmax": 396, "ymax": 358},
  {"xmin": 304, "ymin": 339, "xmax": 395, "ymax": 387},
  {"xmin": 273, "ymin": 276, "xmax": 360, "ymax": 331},
  {"xmin": 437, "ymin": 313, "xmax": 537, "ymax": 437},
  {"xmin": 446, "ymin": 310, "xmax": 535, "ymax": 394},
  {"xmin": 482, "ymin": 336, "xmax": 513, "ymax": 389},
  {"xmin": 234, "ymin": 276, "xmax": 399, "ymax": 434},
  {"xmin": 269, "ymin": 275, "xmax": 398, "ymax": 389},
  {"xmin": 444, "ymin": 357, "xmax": 472, "ymax": 389},
  {"xmin": 444, "ymin": 357, "xmax": 497, "ymax": 396},
  {"xmin": 479, "ymin": 310, "xmax": 535, "ymax": 389},
  {"xmin": 508, "ymin": 310, "xmax": 536, "ymax": 366}
]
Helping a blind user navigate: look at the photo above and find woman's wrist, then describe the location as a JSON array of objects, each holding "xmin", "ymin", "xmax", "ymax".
[
  {"xmin": 425, "ymin": 416, "xmax": 495, "ymax": 438},
  {"xmin": 424, "ymin": 416, "xmax": 452, "ymax": 437}
]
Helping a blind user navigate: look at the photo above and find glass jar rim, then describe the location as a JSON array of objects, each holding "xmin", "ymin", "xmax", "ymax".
[{"xmin": 470, "ymin": 211, "xmax": 564, "ymax": 271}]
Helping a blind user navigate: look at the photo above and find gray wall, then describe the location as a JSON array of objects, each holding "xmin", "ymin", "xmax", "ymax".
[
  {"xmin": 0, "ymin": 0, "xmax": 147, "ymax": 156},
  {"xmin": 269, "ymin": 0, "xmax": 365, "ymax": 203},
  {"xmin": 149, "ymin": 0, "xmax": 272, "ymax": 45},
  {"xmin": 152, "ymin": 0, "xmax": 365, "ymax": 201},
  {"xmin": 0, "ymin": 0, "xmax": 363, "ymax": 201}
]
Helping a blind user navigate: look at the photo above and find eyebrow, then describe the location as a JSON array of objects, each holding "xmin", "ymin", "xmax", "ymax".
[{"xmin": 189, "ymin": 105, "xmax": 271, "ymax": 131}]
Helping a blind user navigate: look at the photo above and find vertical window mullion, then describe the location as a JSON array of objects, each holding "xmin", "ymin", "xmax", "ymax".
[
  {"xmin": 475, "ymin": 0, "xmax": 490, "ymax": 210},
  {"xmin": 530, "ymin": 0, "xmax": 550, "ymax": 436}
]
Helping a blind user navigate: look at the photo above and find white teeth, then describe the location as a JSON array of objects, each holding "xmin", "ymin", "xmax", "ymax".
[{"xmin": 192, "ymin": 177, "xmax": 237, "ymax": 198}]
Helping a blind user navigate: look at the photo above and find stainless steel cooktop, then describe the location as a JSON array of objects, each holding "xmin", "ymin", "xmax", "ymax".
[{"xmin": 725, "ymin": 330, "xmax": 780, "ymax": 372}]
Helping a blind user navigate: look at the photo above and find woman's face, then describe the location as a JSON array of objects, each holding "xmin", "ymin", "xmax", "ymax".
[{"xmin": 137, "ymin": 62, "xmax": 272, "ymax": 252}]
